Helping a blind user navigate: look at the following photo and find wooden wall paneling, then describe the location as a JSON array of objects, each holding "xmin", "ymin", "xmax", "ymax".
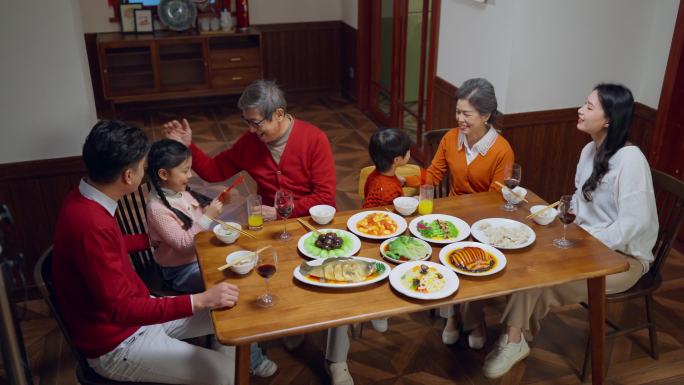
[
  {"xmin": 257, "ymin": 21, "xmax": 341, "ymax": 92},
  {"xmin": 500, "ymin": 109, "xmax": 588, "ymax": 202},
  {"xmin": 340, "ymin": 23, "xmax": 357, "ymax": 100},
  {"xmin": 84, "ymin": 33, "xmax": 106, "ymax": 112},
  {"xmin": 0, "ymin": 157, "xmax": 85, "ymax": 297},
  {"xmin": 431, "ymin": 76, "xmax": 457, "ymax": 130}
]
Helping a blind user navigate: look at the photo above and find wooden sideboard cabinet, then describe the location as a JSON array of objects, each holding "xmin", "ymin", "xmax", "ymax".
[{"xmin": 97, "ymin": 30, "xmax": 262, "ymax": 106}]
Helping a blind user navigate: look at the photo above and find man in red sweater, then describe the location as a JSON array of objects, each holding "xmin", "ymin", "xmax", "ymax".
[
  {"xmin": 164, "ymin": 79, "xmax": 337, "ymax": 219},
  {"xmin": 53, "ymin": 120, "xmax": 241, "ymax": 385}
]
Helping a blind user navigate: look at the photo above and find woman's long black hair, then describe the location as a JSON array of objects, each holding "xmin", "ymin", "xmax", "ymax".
[
  {"xmin": 581, "ymin": 83, "xmax": 634, "ymax": 201},
  {"xmin": 147, "ymin": 139, "xmax": 212, "ymax": 230}
]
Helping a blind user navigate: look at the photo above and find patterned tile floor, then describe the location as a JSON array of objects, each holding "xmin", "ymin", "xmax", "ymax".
[{"xmin": 4, "ymin": 94, "xmax": 684, "ymax": 385}]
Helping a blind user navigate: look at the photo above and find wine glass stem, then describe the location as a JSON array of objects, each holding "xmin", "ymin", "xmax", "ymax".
[
  {"xmin": 283, "ymin": 222, "xmax": 287, "ymax": 235},
  {"xmin": 562, "ymin": 223, "xmax": 567, "ymax": 241},
  {"xmin": 264, "ymin": 278, "xmax": 270, "ymax": 297}
]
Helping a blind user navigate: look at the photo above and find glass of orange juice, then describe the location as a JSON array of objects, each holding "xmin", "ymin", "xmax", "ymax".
[
  {"xmin": 247, "ymin": 195, "xmax": 263, "ymax": 230},
  {"xmin": 418, "ymin": 185, "xmax": 434, "ymax": 215}
]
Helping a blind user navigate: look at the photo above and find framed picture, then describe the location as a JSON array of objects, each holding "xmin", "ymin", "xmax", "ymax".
[
  {"xmin": 135, "ymin": 9, "xmax": 154, "ymax": 33},
  {"xmin": 120, "ymin": 3, "xmax": 143, "ymax": 33}
]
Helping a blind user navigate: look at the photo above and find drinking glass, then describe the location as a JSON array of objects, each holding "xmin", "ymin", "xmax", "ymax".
[
  {"xmin": 418, "ymin": 185, "xmax": 434, "ymax": 215},
  {"xmin": 553, "ymin": 195, "xmax": 576, "ymax": 249},
  {"xmin": 274, "ymin": 189, "xmax": 294, "ymax": 241},
  {"xmin": 246, "ymin": 195, "xmax": 263, "ymax": 231},
  {"xmin": 502, "ymin": 163, "xmax": 522, "ymax": 211},
  {"xmin": 256, "ymin": 247, "xmax": 278, "ymax": 308}
]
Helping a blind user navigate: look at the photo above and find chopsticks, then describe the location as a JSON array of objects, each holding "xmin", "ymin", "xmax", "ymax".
[
  {"xmin": 296, "ymin": 218, "xmax": 321, "ymax": 235},
  {"xmin": 218, "ymin": 174, "xmax": 245, "ymax": 203},
  {"xmin": 217, "ymin": 245, "xmax": 272, "ymax": 271},
  {"xmin": 494, "ymin": 181, "xmax": 529, "ymax": 203},
  {"xmin": 211, "ymin": 217, "xmax": 257, "ymax": 239},
  {"xmin": 526, "ymin": 201, "xmax": 561, "ymax": 219}
]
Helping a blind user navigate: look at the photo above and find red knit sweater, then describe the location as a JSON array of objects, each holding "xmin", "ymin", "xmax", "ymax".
[
  {"xmin": 189, "ymin": 119, "xmax": 336, "ymax": 217},
  {"xmin": 362, "ymin": 170, "xmax": 403, "ymax": 208},
  {"xmin": 52, "ymin": 189, "xmax": 193, "ymax": 358}
]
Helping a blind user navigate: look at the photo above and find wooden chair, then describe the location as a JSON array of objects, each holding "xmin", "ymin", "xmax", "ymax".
[
  {"xmin": 423, "ymin": 129, "xmax": 452, "ymax": 198},
  {"xmin": 115, "ymin": 182, "xmax": 178, "ymax": 296},
  {"xmin": 33, "ymin": 246, "xmax": 165, "ymax": 385},
  {"xmin": 358, "ymin": 164, "xmax": 421, "ymax": 199},
  {"xmin": 580, "ymin": 168, "xmax": 684, "ymax": 380}
]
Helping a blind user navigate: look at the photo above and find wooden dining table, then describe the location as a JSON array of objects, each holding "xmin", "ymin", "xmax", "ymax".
[{"xmin": 196, "ymin": 190, "xmax": 629, "ymax": 385}]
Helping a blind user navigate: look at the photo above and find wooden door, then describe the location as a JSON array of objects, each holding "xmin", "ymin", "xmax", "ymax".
[
  {"xmin": 650, "ymin": 0, "xmax": 684, "ymax": 244},
  {"xmin": 361, "ymin": 0, "xmax": 440, "ymax": 164}
]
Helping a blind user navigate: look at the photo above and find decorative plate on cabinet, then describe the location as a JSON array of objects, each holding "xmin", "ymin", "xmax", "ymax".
[{"xmin": 158, "ymin": 0, "xmax": 197, "ymax": 31}]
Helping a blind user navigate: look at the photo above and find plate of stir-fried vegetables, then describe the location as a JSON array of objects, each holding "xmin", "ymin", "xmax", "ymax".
[{"xmin": 409, "ymin": 214, "xmax": 470, "ymax": 244}]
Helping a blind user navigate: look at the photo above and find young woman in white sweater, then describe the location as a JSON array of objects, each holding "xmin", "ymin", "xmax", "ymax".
[{"xmin": 476, "ymin": 83, "xmax": 658, "ymax": 379}]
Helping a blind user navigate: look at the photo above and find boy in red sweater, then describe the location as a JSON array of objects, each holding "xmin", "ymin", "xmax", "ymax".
[
  {"xmin": 362, "ymin": 128, "xmax": 413, "ymax": 208},
  {"xmin": 53, "ymin": 120, "xmax": 242, "ymax": 385}
]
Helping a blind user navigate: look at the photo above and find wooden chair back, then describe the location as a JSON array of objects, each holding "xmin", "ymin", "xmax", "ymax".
[
  {"xmin": 423, "ymin": 129, "xmax": 452, "ymax": 198},
  {"xmin": 649, "ymin": 168, "xmax": 684, "ymax": 277}
]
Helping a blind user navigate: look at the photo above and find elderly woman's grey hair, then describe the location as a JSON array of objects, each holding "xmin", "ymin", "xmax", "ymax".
[
  {"xmin": 237, "ymin": 80, "xmax": 287, "ymax": 120},
  {"xmin": 456, "ymin": 78, "xmax": 501, "ymax": 125}
]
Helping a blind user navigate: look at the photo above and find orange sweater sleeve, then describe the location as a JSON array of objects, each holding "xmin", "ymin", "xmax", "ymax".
[{"xmin": 487, "ymin": 139, "xmax": 515, "ymax": 192}]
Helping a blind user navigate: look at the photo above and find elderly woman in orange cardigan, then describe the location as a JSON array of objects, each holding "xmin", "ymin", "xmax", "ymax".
[{"xmin": 406, "ymin": 77, "xmax": 515, "ymax": 348}]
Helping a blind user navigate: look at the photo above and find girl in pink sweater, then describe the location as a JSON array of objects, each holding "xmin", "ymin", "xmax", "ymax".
[{"xmin": 146, "ymin": 139, "xmax": 278, "ymax": 378}]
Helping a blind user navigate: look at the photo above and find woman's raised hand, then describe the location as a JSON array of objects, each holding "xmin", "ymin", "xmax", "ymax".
[{"xmin": 164, "ymin": 118, "xmax": 192, "ymax": 146}]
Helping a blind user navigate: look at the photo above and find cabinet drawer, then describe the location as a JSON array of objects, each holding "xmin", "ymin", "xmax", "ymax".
[
  {"xmin": 209, "ymin": 48, "xmax": 260, "ymax": 69},
  {"xmin": 210, "ymin": 67, "xmax": 261, "ymax": 88}
]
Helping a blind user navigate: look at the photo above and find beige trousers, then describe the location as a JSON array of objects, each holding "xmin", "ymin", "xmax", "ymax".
[{"xmin": 464, "ymin": 256, "xmax": 644, "ymax": 335}]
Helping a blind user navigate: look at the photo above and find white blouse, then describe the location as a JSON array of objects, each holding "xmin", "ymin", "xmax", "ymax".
[{"xmin": 574, "ymin": 143, "xmax": 658, "ymax": 274}]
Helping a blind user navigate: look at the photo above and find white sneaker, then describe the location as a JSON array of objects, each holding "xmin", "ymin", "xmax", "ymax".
[
  {"xmin": 482, "ymin": 335, "xmax": 530, "ymax": 379},
  {"xmin": 371, "ymin": 318, "xmax": 388, "ymax": 333},
  {"xmin": 251, "ymin": 357, "xmax": 278, "ymax": 378},
  {"xmin": 442, "ymin": 328, "xmax": 459, "ymax": 345},
  {"xmin": 468, "ymin": 333, "xmax": 486, "ymax": 349},
  {"xmin": 326, "ymin": 362, "xmax": 354, "ymax": 385}
]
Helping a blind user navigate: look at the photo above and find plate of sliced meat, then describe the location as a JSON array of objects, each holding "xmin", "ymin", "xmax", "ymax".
[{"xmin": 438, "ymin": 242, "xmax": 507, "ymax": 276}]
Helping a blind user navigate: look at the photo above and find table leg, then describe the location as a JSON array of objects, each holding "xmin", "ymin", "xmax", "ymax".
[
  {"xmin": 235, "ymin": 343, "xmax": 251, "ymax": 385},
  {"xmin": 587, "ymin": 276, "xmax": 606, "ymax": 385}
]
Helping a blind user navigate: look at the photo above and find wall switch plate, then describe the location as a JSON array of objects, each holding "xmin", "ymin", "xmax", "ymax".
[{"xmin": 349, "ymin": 67, "xmax": 355, "ymax": 79}]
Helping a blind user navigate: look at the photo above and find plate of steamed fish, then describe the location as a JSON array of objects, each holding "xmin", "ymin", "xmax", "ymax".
[{"xmin": 293, "ymin": 257, "xmax": 391, "ymax": 288}]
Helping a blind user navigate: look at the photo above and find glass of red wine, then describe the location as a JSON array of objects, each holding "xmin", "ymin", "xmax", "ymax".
[
  {"xmin": 503, "ymin": 163, "xmax": 522, "ymax": 211},
  {"xmin": 274, "ymin": 189, "xmax": 294, "ymax": 241},
  {"xmin": 553, "ymin": 195, "xmax": 576, "ymax": 249},
  {"xmin": 256, "ymin": 247, "xmax": 278, "ymax": 308}
]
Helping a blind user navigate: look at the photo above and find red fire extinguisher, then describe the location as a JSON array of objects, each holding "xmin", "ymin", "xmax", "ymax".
[{"xmin": 236, "ymin": 0, "xmax": 249, "ymax": 31}]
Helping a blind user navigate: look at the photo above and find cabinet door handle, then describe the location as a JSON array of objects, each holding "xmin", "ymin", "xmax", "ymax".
[
  {"xmin": 231, "ymin": 76, "xmax": 243, "ymax": 81},
  {"xmin": 229, "ymin": 57, "xmax": 242, "ymax": 62}
]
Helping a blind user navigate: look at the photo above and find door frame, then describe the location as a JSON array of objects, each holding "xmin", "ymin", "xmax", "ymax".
[
  {"xmin": 650, "ymin": 0, "xmax": 684, "ymax": 178},
  {"xmin": 356, "ymin": 0, "xmax": 441, "ymax": 164}
]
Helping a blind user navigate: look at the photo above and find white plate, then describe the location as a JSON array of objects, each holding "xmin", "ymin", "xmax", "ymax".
[
  {"xmin": 346, "ymin": 210, "xmax": 408, "ymax": 240},
  {"xmin": 439, "ymin": 241, "xmax": 507, "ymax": 276},
  {"xmin": 297, "ymin": 229, "xmax": 361, "ymax": 259},
  {"xmin": 379, "ymin": 236, "xmax": 432, "ymax": 264},
  {"xmin": 293, "ymin": 257, "xmax": 391, "ymax": 288},
  {"xmin": 470, "ymin": 218, "xmax": 536, "ymax": 249},
  {"xmin": 389, "ymin": 261, "xmax": 459, "ymax": 300},
  {"xmin": 408, "ymin": 214, "xmax": 471, "ymax": 244}
]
